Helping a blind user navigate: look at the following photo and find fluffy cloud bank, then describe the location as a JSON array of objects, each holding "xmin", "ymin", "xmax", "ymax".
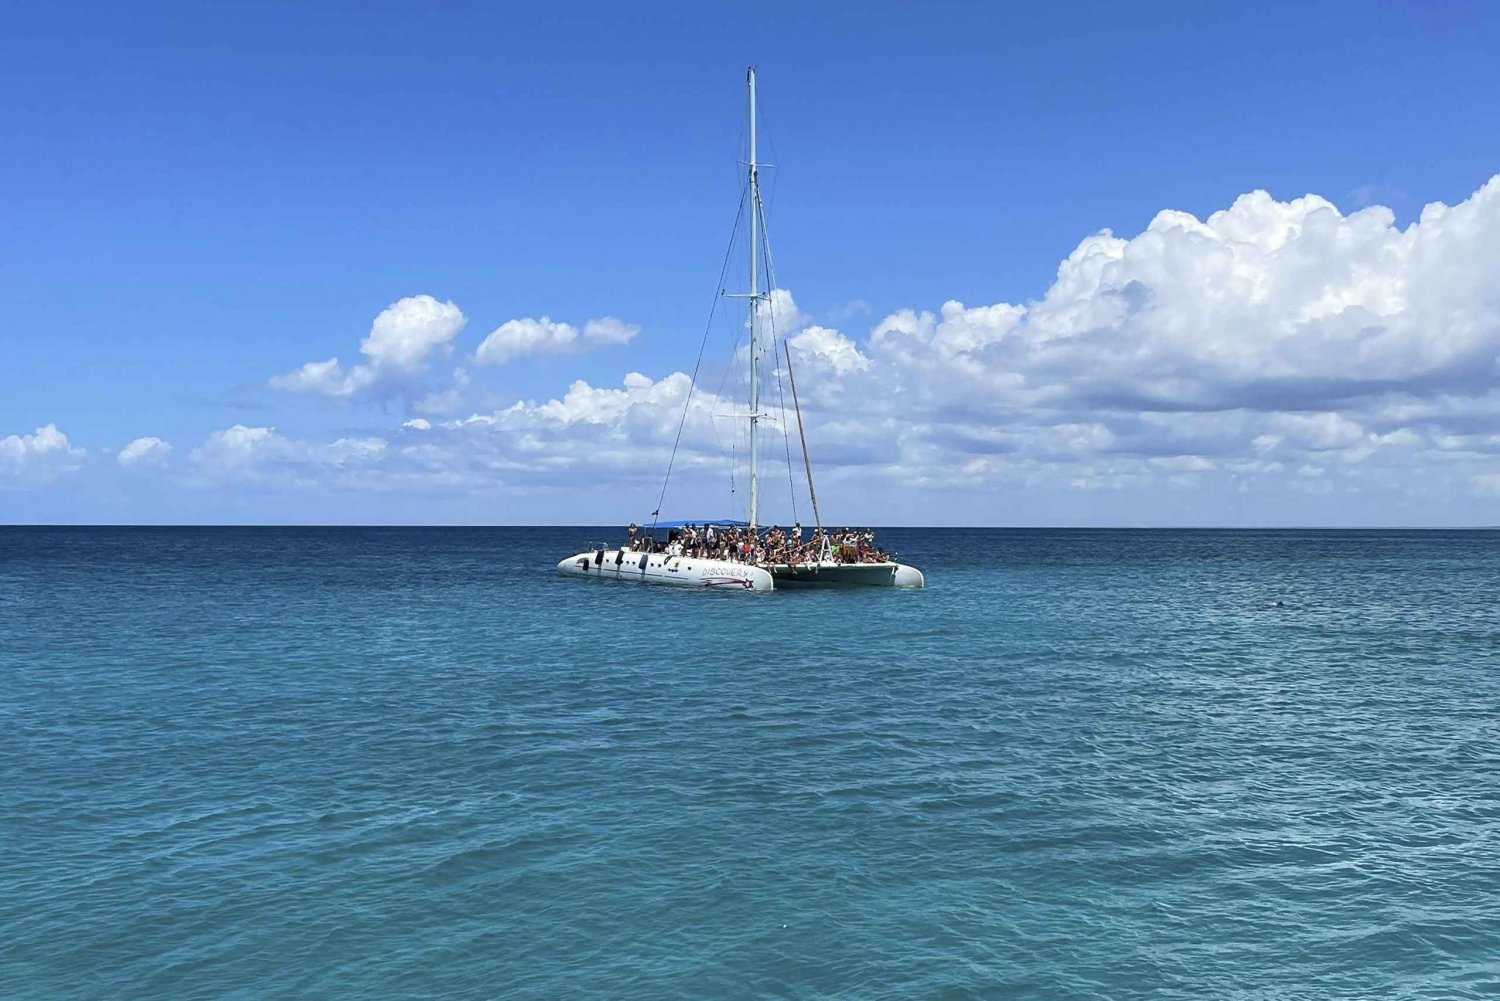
[
  {"xmin": 189, "ymin": 425, "xmax": 388, "ymax": 485},
  {"xmin": 843, "ymin": 181, "xmax": 1500, "ymax": 419},
  {"xmin": 183, "ymin": 423, "xmax": 390, "ymax": 488},
  {"xmin": 1, "ymin": 424, "xmax": 85, "ymax": 487},
  {"xmin": 269, "ymin": 298, "xmax": 640, "ymax": 416},
  {"xmin": 27, "ymin": 177, "xmax": 1500, "ymax": 521},
  {"xmin": 270, "ymin": 295, "xmax": 467, "ymax": 403},
  {"xmin": 758, "ymin": 178, "xmax": 1500, "ymax": 500}
]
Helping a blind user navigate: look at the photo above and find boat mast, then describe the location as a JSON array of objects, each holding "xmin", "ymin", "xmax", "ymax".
[{"xmin": 746, "ymin": 65, "xmax": 760, "ymax": 531}]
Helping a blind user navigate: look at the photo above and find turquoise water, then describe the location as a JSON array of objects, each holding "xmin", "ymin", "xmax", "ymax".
[{"xmin": 3, "ymin": 527, "xmax": 1498, "ymax": 998}]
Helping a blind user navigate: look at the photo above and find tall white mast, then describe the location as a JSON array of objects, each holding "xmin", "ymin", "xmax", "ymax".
[{"xmin": 746, "ymin": 65, "xmax": 760, "ymax": 531}]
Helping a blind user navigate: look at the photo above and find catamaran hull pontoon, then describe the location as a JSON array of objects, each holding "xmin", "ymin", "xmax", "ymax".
[
  {"xmin": 765, "ymin": 562, "xmax": 924, "ymax": 588},
  {"xmin": 556, "ymin": 549, "xmax": 922, "ymax": 591},
  {"xmin": 558, "ymin": 549, "xmax": 774, "ymax": 592}
]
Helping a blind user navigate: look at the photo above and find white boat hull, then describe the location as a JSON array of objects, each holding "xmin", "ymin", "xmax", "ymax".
[
  {"xmin": 765, "ymin": 561, "xmax": 925, "ymax": 588},
  {"xmin": 558, "ymin": 548, "xmax": 774, "ymax": 592}
]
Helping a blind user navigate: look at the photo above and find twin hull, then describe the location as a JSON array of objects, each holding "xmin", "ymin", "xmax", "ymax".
[{"xmin": 558, "ymin": 549, "xmax": 924, "ymax": 591}]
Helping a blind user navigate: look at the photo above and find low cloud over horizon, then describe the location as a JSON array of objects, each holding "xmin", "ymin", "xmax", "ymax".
[{"xmin": 9, "ymin": 177, "xmax": 1500, "ymax": 526}]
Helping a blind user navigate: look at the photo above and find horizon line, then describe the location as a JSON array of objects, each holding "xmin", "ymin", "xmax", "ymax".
[{"xmin": 2, "ymin": 523, "xmax": 1498, "ymax": 531}]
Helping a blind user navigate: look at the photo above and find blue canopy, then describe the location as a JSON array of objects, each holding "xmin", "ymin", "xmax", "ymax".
[{"xmin": 646, "ymin": 518, "xmax": 749, "ymax": 528}]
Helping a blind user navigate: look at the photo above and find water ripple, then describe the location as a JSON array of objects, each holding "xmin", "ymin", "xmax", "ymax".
[{"xmin": 2, "ymin": 527, "xmax": 1498, "ymax": 998}]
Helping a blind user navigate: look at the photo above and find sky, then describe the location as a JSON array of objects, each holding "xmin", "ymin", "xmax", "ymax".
[{"xmin": 4, "ymin": 0, "xmax": 1500, "ymax": 525}]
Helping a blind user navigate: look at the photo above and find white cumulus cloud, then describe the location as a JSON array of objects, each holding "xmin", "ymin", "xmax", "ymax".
[
  {"xmin": 270, "ymin": 295, "xmax": 466, "ymax": 403},
  {"xmin": 474, "ymin": 315, "xmax": 640, "ymax": 366},
  {"xmin": 0, "ymin": 424, "xmax": 86, "ymax": 487},
  {"xmin": 789, "ymin": 325, "xmax": 870, "ymax": 376},
  {"xmin": 118, "ymin": 436, "xmax": 172, "ymax": 467}
]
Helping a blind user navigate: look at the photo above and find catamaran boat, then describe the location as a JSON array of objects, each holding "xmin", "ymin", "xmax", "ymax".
[{"xmin": 559, "ymin": 69, "xmax": 924, "ymax": 592}]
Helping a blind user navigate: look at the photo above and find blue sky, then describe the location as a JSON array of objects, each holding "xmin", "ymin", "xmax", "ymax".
[{"xmin": 4, "ymin": 1, "xmax": 1500, "ymax": 524}]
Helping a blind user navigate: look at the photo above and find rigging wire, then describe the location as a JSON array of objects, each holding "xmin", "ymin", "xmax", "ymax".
[
  {"xmin": 704, "ymin": 303, "xmax": 739, "ymax": 510},
  {"xmin": 756, "ymin": 192, "xmax": 801, "ymax": 528},
  {"xmin": 651, "ymin": 185, "xmax": 748, "ymax": 533},
  {"xmin": 709, "ymin": 262, "xmax": 750, "ymax": 514},
  {"xmin": 757, "ymin": 90, "xmax": 782, "ymax": 233}
]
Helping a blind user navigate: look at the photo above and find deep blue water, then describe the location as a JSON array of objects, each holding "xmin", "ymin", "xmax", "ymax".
[{"xmin": 3, "ymin": 527, "xmax": 1498, "ymax": 999}]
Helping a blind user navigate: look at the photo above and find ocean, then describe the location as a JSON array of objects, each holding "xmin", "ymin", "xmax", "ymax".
[{"xmin": 3, "ymin": 527, "xmax": 1497, "ymax": 999}]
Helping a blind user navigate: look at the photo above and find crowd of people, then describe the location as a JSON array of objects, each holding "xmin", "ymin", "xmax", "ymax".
[{"xmin": 625, "ymin": 522, "xmax": 892, "ymax": 565}]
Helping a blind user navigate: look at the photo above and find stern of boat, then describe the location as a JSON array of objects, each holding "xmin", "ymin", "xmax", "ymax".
[
  {"xmin": 766, "ymin": 560, "xmax": 924, "ymax": 588},
  {"xmin": 892, "ymin": 563, "xmax": 925, "ymax": 588}
]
